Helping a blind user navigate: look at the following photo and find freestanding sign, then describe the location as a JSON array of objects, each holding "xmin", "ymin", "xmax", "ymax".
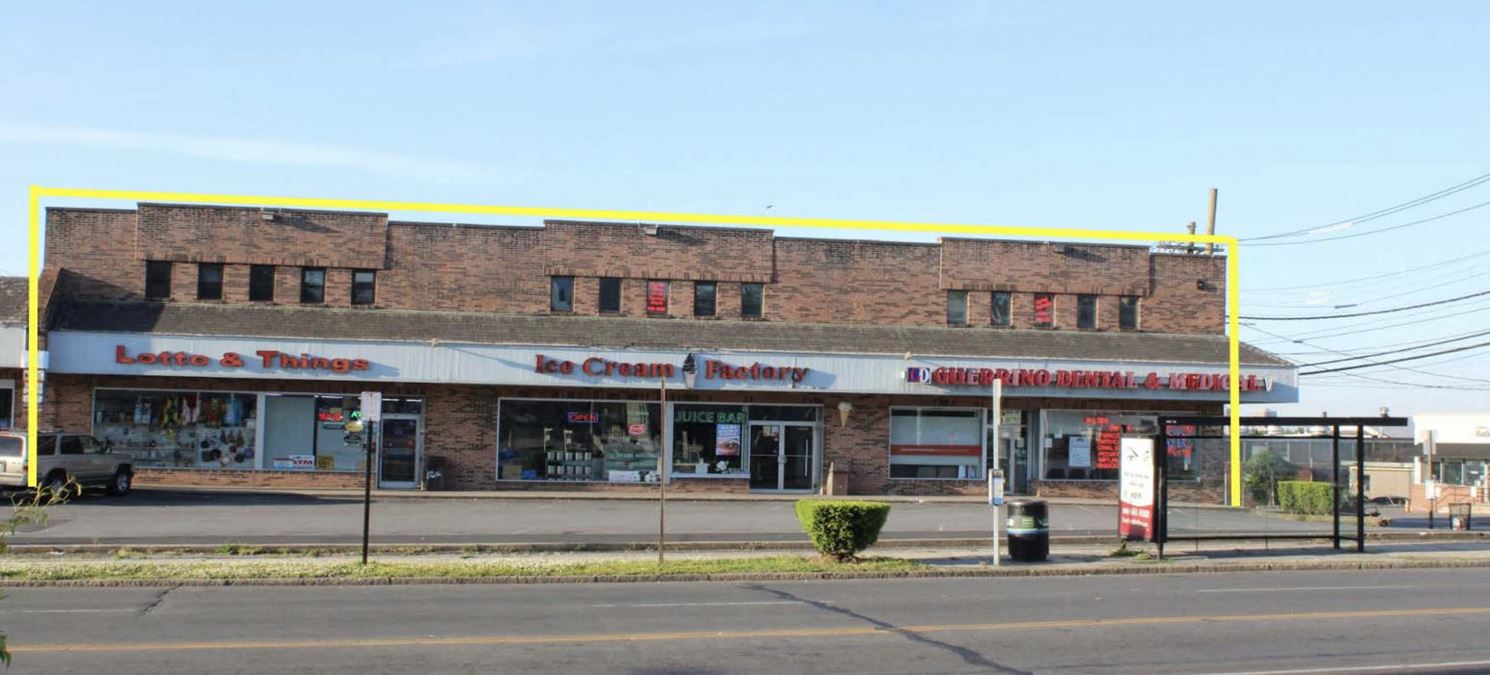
[{"xmin": 1118, "ymin": 437, "xmax": 1156, "ymax": 541}]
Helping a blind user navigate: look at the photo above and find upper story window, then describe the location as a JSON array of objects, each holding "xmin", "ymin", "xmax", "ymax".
[
  {"xmin": 741, "ymin": 283, "xmax": 764, "ymax": 318},
  {"xmin": 947, "ymin": 290, "xmax": 967, "ymax": 326},
  {"xmin": 145, "ymin": 261, "xmax": 172, "ymax": 300},
  {"xmin": 352, "ymin": 270, "xmax": 376, "ymax": 305},
  {"xmin": 1119, "ymin": 296, "xmax": 1140, "ymax": 330},
  {"xmin": 1033, "ymin": 293, "xmax": 1054, "ymax": 328},
  {"xmin": 249, "ymin": 265, "xmax": 275, "ymax": 302},
  {"xmin": 1076, "ymin": 294, "xmax": 1097, "ymax": 330},
  {"xmin": 991, "ymin": 292, "xmax": 1011, "ymax": 327},
  {"xmin": 550, "ymin": 276, "xmax": 573, "ymax": 312},
  {"xmin": 301, "ymin": 268, "xmax": 326, "ymax": 304},
  {"xmin": 647, "ymin": 280, "xmax": 669, "ymax": 316},
  {"xmin": 598, "ymin": 278, "xmax": 621, "ymax": 313},
  {"xmin": 694, "ymin": 281, "xmax": 716, "ymax": 317},
  {"xmin": 197, "ymin": 263, "xmax": 223, "ymax": 301}
]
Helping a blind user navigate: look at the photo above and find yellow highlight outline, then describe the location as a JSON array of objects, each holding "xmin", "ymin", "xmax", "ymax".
[{"xmin": 25, "ymin": 185, "xmax": 1246, "ymax": 505}]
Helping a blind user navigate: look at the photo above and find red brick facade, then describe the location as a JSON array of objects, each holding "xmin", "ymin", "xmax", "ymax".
[
  {"xmin": 46, "ymin": 205, "xmax": 1225, "ymax": 334},
  {"xmin": 29, "ymin": 202, "xmax": 1252, "ymax": 500}
]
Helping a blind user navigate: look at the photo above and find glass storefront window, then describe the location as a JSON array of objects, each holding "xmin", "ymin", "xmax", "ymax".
[
  {"xmin": 498, "ymin": 399, "xmax": 662, "ymax": 482},
  {"xmin": 890, "ymin": 408, "xmax": 983, "ymax": 479},
  {"xmin": 749, "ymin": 406, "xmax": 818, "ymax": 423},
  {"xmin": 672, "ymin": 404, "xmax": 748, "ymax": 476},
  {"xmin": 94, "ymin": 389, "xmax": 259, "ymax": 470},
  {"xmin": 0, "ymin": 384, "xmax": 13, "ymax": 430},
  {"xmin": 1041, "ymin": 411, "xmax": 1162, "ymax": 481}
]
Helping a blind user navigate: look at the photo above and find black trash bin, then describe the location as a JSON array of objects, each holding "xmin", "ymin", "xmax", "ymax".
[
  {"xmin": 1006, "ymin": 498, "xmax": 1049, "ymax": 562},
  {"xmin": 423, "ymin": 456, "xmax": 448, "ymax": 491}
]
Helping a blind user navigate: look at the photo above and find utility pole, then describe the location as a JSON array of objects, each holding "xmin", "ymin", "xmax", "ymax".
[{"xmin": 1205, "ymin": 188, "xmax": 1219, "ymax": 255}]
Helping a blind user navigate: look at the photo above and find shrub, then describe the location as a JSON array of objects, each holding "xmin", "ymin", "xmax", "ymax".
[
  {"xmin": 794, "ymin": 500, "xmax": 891, "ymax": 562},
  {"xmin": 1277, "ymin": 481, "xmax": 1340, "ymax": 515},
  {"xmin": 1244, "ymin": 449, "xmax": 1297, "ymax": 506}
]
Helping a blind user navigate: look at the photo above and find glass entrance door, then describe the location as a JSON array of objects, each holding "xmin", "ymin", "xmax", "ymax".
[
  {"xmin": 378, "ymin": 416, "xmax": 421, "ymax": 489},
  {"xmin": 749, "ymin": 423, "xmax": 817, "ymax": 491}
]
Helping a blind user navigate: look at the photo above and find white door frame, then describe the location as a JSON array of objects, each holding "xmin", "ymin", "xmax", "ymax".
[{"xmin": 748, "ymin": 420, "xmax": 819, "ymax": 492}]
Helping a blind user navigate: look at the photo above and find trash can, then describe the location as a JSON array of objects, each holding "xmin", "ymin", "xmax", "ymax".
[
  {"xmin": 1006, "ymin": 498, "xmax": 1049, "ymax": 562},
  {"xmin": 1450, "ymin": 503, "xmax": 1473, "ymax": 531}
]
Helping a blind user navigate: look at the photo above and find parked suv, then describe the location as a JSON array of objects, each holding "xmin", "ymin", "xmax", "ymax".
[{"xmin": 0, "ymin": 431, "xmax": 135, "ymax": 497}]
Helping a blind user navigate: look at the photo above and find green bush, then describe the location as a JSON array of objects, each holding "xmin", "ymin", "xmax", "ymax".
[
  {"xmin": 794, "ymin": 500, "xmax": 891, "ymax": 562},
  {"xmin": 1277, "ymin": 481, "xmax": 1340, "ymax": 515},
  {"xmin": 1244, "ymin": 449, "xmax": 1297, "ymax": 506}
]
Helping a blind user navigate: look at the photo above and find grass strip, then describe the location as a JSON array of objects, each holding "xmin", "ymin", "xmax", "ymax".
[{"xmin": 0, "ymin": 556, "xmax": 922, "ymax": 582}]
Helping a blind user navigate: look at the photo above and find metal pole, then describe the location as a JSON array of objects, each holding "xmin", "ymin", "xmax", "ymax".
[
  {"xmin": 1156, "ymin": 420, "xmax": 1168, "ymax": 560},
  {"xmin": 658, "ymin": 378, "xmax": 667, "ymax": 566},
  {"xmin": 1356, "ymin": 425, "xmax": 1365, "ymax": 552},
  {"xmin": 1427, "ymin": 429, "xmax": 1436, "ymax": 530},
  {"xmin": 1332, "ymin": 426, "xmax": 1340, "ymax": 550},
  {"xmin": 362, "ymin": 420, "xmax": 374, "ymax": 566},
  {"xmin": 991, "ymin": 379, "xmax": 1002, "ymax": 566},
  {"xmin": 1205, "ymin": 187, "xmax": 1218, "ymax": 256}
]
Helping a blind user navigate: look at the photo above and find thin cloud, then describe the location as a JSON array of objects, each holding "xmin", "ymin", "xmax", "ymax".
[{"xmin": 0, "ymin": 123, "xmax": 531, "ymax": 184}]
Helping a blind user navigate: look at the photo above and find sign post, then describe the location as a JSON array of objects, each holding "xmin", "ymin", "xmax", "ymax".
[
  {"xmin": 657, "ymin": 378, "xmax": 667, "ymax": 565},
  {"xmin": 989, "ymin": 378, "xmax": 1003, "ymax": 565},
  {"xmin": 358, "ymin": 391, "xmax": 382, "ymax": 566}
]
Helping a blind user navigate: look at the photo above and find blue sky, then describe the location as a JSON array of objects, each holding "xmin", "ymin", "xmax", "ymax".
[{"xmin": 2, "ymin": 1, "xmax": 1488, "ymax": 419}]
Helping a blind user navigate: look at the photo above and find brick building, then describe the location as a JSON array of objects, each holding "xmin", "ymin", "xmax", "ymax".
[{"xmin": 14, "ymin": 202, "xmax": 1296, "ymax": 499}]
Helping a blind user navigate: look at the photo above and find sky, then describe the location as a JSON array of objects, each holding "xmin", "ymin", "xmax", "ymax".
[{"xmin": 2, "ymin": 1, "xmax": 1488, "ymax": 420}]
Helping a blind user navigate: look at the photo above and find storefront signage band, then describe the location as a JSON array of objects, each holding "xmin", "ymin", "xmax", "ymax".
[
  {"xmin": 115, "ymin": 345, "xmax": 370, "ymax": 374},
  {"xmin": 905, "ymin": 366, "xmax": 1270, "ymax": 392},
  {"xmin": 535, "ymin": 355, "xmax": 809, "ymax": 384}
]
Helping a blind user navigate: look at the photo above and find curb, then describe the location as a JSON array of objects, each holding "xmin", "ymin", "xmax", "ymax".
[
  {"xmin": 11, "ymin": 531, "xmax": 1486, "ymax": 556},
  {"xmin": 4, "ymin": 557, "xmax": 1489, "ymax": 588}
]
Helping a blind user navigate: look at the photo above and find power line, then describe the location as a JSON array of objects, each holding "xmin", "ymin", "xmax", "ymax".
[
  {"xmin": 1299, "ymin": 339, "xmax": 1490, "ymax": 376},
  {"xmin": 1264, "ymin": 325, "xmax": 1490, "ymax": 357},
  {"xmin": 1246, "ymin": 200, "xmax": 1490, "ymax": 247},
  {"xmin": 1242, "ymin": 247, "xmax": 1490, "ymax": 293},
  {"xmin": 1239, "ymin": 289, "xmax": 1490, "ymax": 321},
  {"xmin": 1242, "ymin": 298, "xmax": 1490, "ymax": 344},
  {"xmin": 1240, "ymin": 268, "xmax": 1490, "ymax": 310},
  {"xmin": 1240, "ymin": 171, "xmax": 1490, "ymax": 242},
  {"xmin": 1294, "ymin": 327, "xmax": 1490, "ymax": 368},
  {"xmin": 1246, "ymin": 323, "xmax": 1490, "ymax": 384}
]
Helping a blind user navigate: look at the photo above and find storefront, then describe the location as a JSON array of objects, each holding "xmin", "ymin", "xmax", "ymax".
[{"xmin": 34, "ymin": 317, "xmax": 1297, "ymax": 496}]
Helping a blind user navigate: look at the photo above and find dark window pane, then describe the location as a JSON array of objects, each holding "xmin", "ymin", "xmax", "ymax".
[
  {"xmin": 301, "ymin": 268, "xmax": 326, "ymax": 304},
  {"xmin": 1077, "ymin": 295, "xmax": 1097, "ymax": 329},
  {"xmin": 991, "ymin": 292, "xmax": 1011, "ymax": 327},
  {"xmin": 145, "ymin": 261, "xmax": 172, "ymax": 300},
  {"xmin": 693, "ymin": 282, "xmax": 716, "ymax": 316},
  {"xmin": 748, "ymin": 405, "xmax": 818, "ymax": 422},
  {"xmin": 197, "ymin": 263, "xmax": 223, "ymax": 300},
  {"xmin": 352, "ymin": 270, "xmax": 376, "ymax": 305},
  {"xmin": 598, "ymin": 278, "xmax": 621, "ymax": 313},
  {"xmin": 1119, "ymin": 296, "xmax": 1139, "ymax": 330},
  {"xmin": 947, "ymin": 291, "xmax": 967, "ymax": 325},
  {"xmin": 59, "ymin": 436, "xmax": 85, "ymax": 455},
  {"xmin": 741, "ymin": 283, "xmax": 763, "ymax": 318},
  {"xmin": 647, "ymin": 281, "xmax": 669, "ymax": 315},
  {"xmin": 550, "ymin": 276, "xmax": 573, "ymax": 312},
  {"xmin": 1033, "ymin": 294, "xmax": 1054, "ymax": 327},
  {"xmin": 249, "ymin": 265, "xmax": 275, "ymax": 302}
]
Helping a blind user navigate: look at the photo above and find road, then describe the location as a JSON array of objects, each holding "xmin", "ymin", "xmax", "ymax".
[
  {"xmin": 5, "ymin": 568, "xmax": 1490, "ymax": 674},
  {"xmin": 12, "ymin": 489, "xmax": 1382, "ymax": 547}
]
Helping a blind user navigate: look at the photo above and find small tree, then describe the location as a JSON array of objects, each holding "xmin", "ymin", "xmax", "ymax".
[
  {"xmin": 795, "ymin": 500, "xmax": 891, "ymax": 562},
  {"xmin": 1244, "ymin": 449, "xmax": 1296, "ymax": 507},
  {"xmin": 1, "ymin": 485, "xmax": 69, "ymax": 666}
]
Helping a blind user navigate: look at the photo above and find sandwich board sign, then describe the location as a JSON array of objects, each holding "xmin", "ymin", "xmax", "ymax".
[{"xmin": 1118, "ymin": 437, "xmax": 1156, "ymax": 541}]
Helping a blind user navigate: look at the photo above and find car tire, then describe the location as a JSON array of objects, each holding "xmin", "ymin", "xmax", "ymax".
[
  {"xmin": 41, "ymin": 471, "xmax": 71, "ymax": 500},
  {"xmin": 106, "ymin": 469, "xmax": 133, "ymax": 497}
]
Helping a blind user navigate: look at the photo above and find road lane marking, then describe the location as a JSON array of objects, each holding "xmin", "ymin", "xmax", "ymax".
[
  {"xmin": 1196, "ymin": 585, "xmax": 1418, "ymax": 593},
  {"xmin": 585, "ymin": 601, "xmax": 814, "ymax": 608},
  {"xmin": 1189, "ymin": 659, "xmax": 1490, "ymax": 674},
  {"xmin": 0, "ymin": 609, "xmax": 137, "ymax": 614},
  {"xmin": 12, "ymin": 605, "xmax": 1490, "ymax": 655}
]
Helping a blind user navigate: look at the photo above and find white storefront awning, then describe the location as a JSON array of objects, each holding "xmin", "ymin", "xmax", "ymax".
[{"xmin": 47, "ymin": 331, "xmax": 1299, "ymax": 403}]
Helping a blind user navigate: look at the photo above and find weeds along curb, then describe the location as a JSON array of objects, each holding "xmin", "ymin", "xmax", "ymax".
[
  {"xmin": 4, "ymin": 557, "xmax": 1490, "ymax": 588},
  {"xmin": 11, "ymin": 530, "xmax": 1485, "ymax": 557}
]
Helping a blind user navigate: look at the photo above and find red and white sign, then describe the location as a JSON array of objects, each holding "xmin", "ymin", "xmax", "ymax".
[
  {"xmin": 1118, "ymin": 437, "xmax": 1156, "ymax": 541},
  {"xmin": 888, "ymin": 444, "xmax": 982, "ymax": 457},
  {"xmin": 627, "ymin": 423, "xmax": 648, "ymax": 436},
  {"xmin": 907, "ymin": 366, "xmax": 1271, "ymax": 392}
]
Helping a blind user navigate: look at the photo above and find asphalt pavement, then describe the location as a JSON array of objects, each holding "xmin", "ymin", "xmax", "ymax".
[
  {"xmin": 6, "ymin": 567, "xmax": 1490, "ymax": 674},
  {"xmin": 6, "ymin": 488, "xmax": 1383, "ymax": 547}
]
